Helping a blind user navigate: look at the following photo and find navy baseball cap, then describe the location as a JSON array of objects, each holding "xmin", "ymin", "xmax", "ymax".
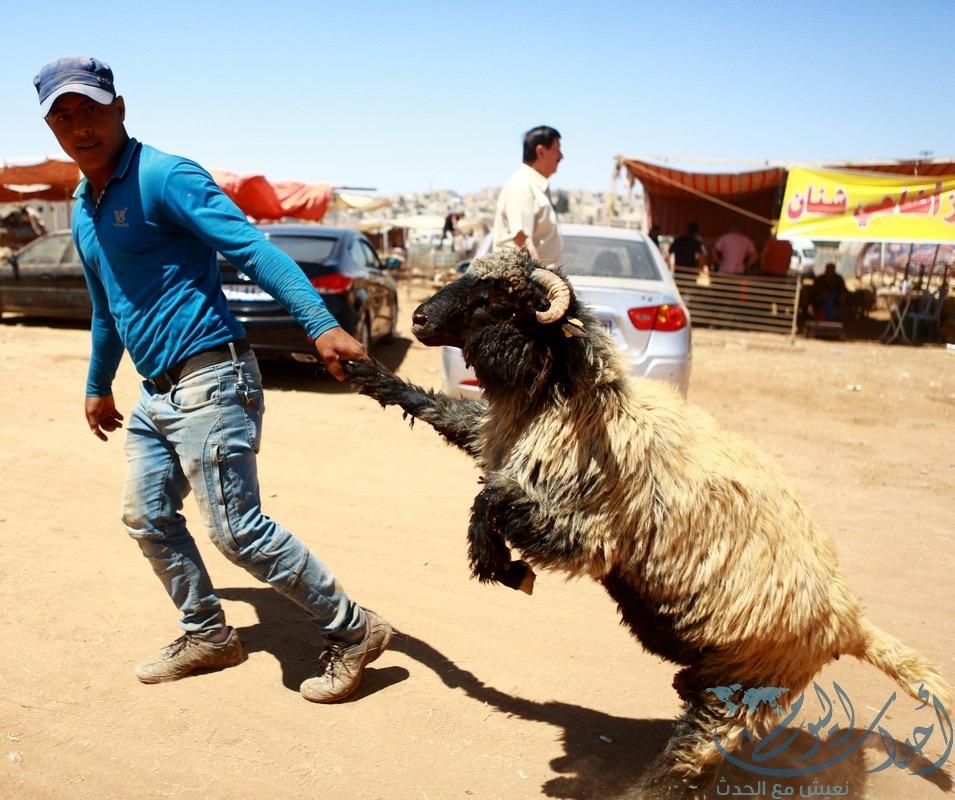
[{"xmin": 33, "ymin": 56, "xmax": 116, "ymax": 117}]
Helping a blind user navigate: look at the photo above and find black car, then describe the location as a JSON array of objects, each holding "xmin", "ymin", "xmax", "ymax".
[
  {"xmin": 219, "ymin": 224, "xmax": 399, "ymax": 362},
  {"xmin": 1, "ymin": 226, "xmax": 399, "ymax": 360}
]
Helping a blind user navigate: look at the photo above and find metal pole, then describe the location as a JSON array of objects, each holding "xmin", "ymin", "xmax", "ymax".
[{"xmin": 789, "ymin": 275, "xmax": 802, "ymax": 343}]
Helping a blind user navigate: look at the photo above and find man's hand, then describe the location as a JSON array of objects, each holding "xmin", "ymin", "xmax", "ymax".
[
  {"xmin": 314, "ymin": 326, "xmax": 367, "ymax": 381},
  {"xmin": 85, "ymin": 395, "xmax": 124, "ymax": 442},
  {"xmin": 513, "ymin": 231, "xmax": 540, "ymax": 261}
]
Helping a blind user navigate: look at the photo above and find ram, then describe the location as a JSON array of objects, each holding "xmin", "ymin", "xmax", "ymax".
[{"xmin": 344, "ymin": 247, "xmax": 951, "ymax": 781}]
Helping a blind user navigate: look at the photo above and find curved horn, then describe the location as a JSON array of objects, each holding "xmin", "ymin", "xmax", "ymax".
[{"xmin": 531, "ymin": 267, "xmax": 571, "ymax": 324}]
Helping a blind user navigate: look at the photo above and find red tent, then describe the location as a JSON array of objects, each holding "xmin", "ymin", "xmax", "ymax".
[
  {"xmin": 209, "ymin": 170, "xmax": 332, "ymax": 221},
  {"xmin": 0, "ymin": 158, "xmax": 79, "ymax": 202},
  {"xmin": 1, "ymin": 158, "xmax": 333, "ymax": 222},
  {"xmin": 616, "ymin": 157, "xmax": 955, "ymax": 244}
]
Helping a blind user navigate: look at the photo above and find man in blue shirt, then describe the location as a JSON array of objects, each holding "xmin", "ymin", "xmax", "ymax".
[{"xmin": 34, "ymin": 56, "xmax": 391, "ymax": 703}]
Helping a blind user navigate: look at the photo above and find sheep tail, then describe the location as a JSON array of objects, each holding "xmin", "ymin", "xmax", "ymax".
[{"xmin": 855, "ymin": 618, "xmax": 952, "ymax": 711}]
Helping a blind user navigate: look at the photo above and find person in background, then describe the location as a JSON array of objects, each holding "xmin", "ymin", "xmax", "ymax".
[
  {"xmin": 811, "ymin": 262, "xmax": 848, "ymax": 321},
  {"xmin": 759, "ymin": 235, "xmax": 794, "ymax": 277},
  {"xmin": 712, "ymin": 229, "xmax": 756, "ymax": 274},
  {"xmin": 441, "ymin": 211, "xmax": 463, "ymax": 248},
  {"xmin": 492, "ymin": 125, "xmax": 563, "ymax": 265},
  {"xmin": 648, "ymin": 223, "xmax": 662, "ymax": 248},
  {"xmin": 34, "ymin": 55, "xmax": 391, "ymax": 703},
  {"xmin": 668, "ymin": 222, "xmax": 707, "ymax": 271}
]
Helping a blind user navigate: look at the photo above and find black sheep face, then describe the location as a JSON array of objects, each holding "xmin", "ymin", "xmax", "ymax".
[
  {"xmin": 411, "ymin": 248, "xmax": 563, "ymax": 349},
  {"xmin": 411, "ymin": 249, "xmax": 579, "ymax": 401}
]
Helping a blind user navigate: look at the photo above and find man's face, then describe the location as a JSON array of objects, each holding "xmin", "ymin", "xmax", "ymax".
[
  {"xmin": 534, "ymin": 138, "xmax": 563, "ymax": 178},
  {"xmin": 45, "ymin": 93, "xmax": 127, "ymax": 179}
]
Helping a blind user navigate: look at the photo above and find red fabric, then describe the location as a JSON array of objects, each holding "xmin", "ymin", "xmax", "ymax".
[
  {"xmin": 761, "ymin": 237, "xmax": 793, "ymax": 275},
  {"xmin": 209, "ymin": 169, "xmax": 286, "ymax": 220},
  {"xmin": 272, "ymin": 181, "xmax": 331, "ymax": 221},
  {"xmin": 209, "ymin": 170, "xmax": 331, "ymax": 221},
  {"xmin": 620, "ymin": 160, "xmax": 785, "ymax": 244},
  {"xmin": 0, "ymin": 158, "xmax": 80, "ymax": 201},
  {"xmin": 620, "ymin": 158, "xmax": 955, "ymax": 250},
  {"xmin": 0, "ymin": 159, "xmax": 80, "ymax": 186}
]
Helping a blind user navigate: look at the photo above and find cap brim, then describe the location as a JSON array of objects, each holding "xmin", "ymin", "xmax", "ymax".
[{"xmin": 40, "ymin": 84, "xmax": 114, "ymax": 117}]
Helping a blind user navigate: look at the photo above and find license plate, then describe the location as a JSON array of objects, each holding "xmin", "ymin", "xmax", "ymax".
[{"xmin": 222, "ymin": 284, "xmax": 271, "ymax": 301}]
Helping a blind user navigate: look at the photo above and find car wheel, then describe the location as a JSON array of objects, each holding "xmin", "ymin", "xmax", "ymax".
[{"xmin": 380, "ymin": 300, "xmax": 398, "ymax": 343}]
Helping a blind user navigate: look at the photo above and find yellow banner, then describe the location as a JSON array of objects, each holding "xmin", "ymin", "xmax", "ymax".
[{"xmin": 777, "ymin": 167, "xmax": 955, "ymax": 242}]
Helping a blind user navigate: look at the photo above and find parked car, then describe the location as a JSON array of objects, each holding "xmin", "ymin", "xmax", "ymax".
[
  {"xmin": 0, "ymin": 230, "xmax": 89, "ymax": 319},
  {"xmin": 789, "ymin": 236, "xmax": 817, "ymax": 275},
  {"xmin": 443, "ymin": 224, "xmax": 692, "ymax": 398},
  {"xmin": 218, "ymin": 224, "xmax": 399, "ymax": 362},
  {"xmin": 0, "ymin": 226, "xmax": 400, "ymax": 362}
]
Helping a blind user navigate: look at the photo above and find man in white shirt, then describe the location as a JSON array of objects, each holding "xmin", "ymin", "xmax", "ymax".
[
  {"xmin": 712, "ymin": 230, "xmax": 757, "ymax": 274},
  {"xmin": 492, "ymin": 125, "xmax": 563, "ymax": 265}
]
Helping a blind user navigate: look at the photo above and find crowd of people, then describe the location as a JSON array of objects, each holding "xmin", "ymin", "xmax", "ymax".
[
  {"xmin": 658, "ymin": 223, "xmax": 857, "ymax": 323},
  {"xmin": 663, "ymin": 222, "xmax": 797, "ymax": 278}
]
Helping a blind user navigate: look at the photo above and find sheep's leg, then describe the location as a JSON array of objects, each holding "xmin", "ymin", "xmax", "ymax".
[
  {"xmin": 664, "ymin": 701, "xmax": 747, "ymax": 779},
  {"xmin": 469, "ymin": 485, "xmax": 536, "ymax": 592},
  {"xmin": 344, "ymin": 359, "xmax": 485, "ymax": 458},
  {"xmin": 469, "ymin": 473, "xmax": 586, "ymax": 590}
]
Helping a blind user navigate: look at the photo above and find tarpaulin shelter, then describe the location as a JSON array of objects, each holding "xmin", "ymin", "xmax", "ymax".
[
  {"xmin": 615, "ymin": 158, "xmax": 784, "ymax": 242},
  {"xmin": 208, "ymin": 171, "xmax": 393, "ymax": 221},
  {"xmin": 615, "ymin": 156, "xmax": 955, "ymax": 244},
  {"xmin": 1, "ymin": 156, "xmax": 387, "ymax": 222},
  {"xmin": 0, "ymin": 158, "xmax": 79, "ymax": 202},
  {"xmin": 614, "ymin": 156, "xmax": 955, "ymax": 339}
]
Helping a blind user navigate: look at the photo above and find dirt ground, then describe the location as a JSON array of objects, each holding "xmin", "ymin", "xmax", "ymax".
[{"xmin": 1, "ymin": 293, "xmax": 953, "ymax": 800}]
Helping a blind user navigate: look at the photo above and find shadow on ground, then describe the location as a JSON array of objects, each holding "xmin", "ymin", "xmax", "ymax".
[{"xmin": 216, "ymin": 587, "xmax": 952, "ymax": 799}]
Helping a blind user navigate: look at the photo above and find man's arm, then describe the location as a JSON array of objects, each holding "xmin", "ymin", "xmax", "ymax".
[
  {"xmin": 80, "ymin": 254, "xmax": 125, "ymax": 440},
  {"xmin": 159, "ymin": 162, "xmax": 363, "ymax": 379}
]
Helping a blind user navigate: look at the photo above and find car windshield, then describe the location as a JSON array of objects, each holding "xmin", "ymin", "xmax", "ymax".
[
  {"xmin": 562, "ymin": 236, "xmax": 660, "ymax": 280},
  {"xmin": 263, "ymin": 235, "xmax": 338, "ymax": 264}
]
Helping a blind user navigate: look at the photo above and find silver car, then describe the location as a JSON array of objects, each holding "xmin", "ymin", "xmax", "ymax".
[{"xmin": 442, "ymin": 224, "xmax": 692, "ymax": 398}]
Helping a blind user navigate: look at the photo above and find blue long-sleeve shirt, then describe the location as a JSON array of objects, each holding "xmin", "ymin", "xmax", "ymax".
[{"xmin": 72, "ymin": 138, "xmax": 340, "ymax": 396}]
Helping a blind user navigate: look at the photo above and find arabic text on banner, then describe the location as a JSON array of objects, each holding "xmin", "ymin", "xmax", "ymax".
[{"xmin": 777, "ymin": 167, "xmax": 955, "ymax": 243}]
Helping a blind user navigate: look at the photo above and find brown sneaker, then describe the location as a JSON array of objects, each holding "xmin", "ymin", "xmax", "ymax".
[
  {"xmin": 135, "ymin": 628, "xmax": 246, "ymax": 684},
  {"xmin": 300, "ymin": 609, "xmax": 393, "ymax": 703}
]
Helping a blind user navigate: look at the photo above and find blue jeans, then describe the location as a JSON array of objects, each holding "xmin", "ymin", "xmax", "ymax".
[{"xmin": 121, "ymin": 345, "xmax": 365, "ymax": 642}]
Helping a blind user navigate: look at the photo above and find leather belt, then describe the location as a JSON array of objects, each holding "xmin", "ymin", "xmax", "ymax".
[{"xmin": 148, "ymin": 339, "xmax": 251, "ymax": 393}]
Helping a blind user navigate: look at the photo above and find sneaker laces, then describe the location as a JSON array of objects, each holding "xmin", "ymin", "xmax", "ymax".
[
  {"xmin": 162, "ymin": 634, "xmax": 195, "ymax": 658},
  {"xmin": 317, "ymin": 643, "xmax": 347, "ymax": 681}
]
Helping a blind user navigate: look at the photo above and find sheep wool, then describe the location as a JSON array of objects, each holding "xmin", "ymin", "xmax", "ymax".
[{"xmin": 345, "ymin": 247, "xmax": 951, "ymax": 786}]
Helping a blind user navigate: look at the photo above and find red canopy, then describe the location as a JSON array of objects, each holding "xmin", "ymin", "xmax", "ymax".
[
  {"xmin": 209, "ymin": 170, "xmax": 331, "ymax": 221},
  {"xmin": 0, "ymin": 157, "xmax": 332, "ymax": 222},
  {"xmin": 617, "ymin": 159, "xmax": 784, "ymax": 242},
  {"xmin": 617, "ymin": 157, "xmax": 955, "ymax": 244},
  {"xmin": 0, "ymin": 158, "xmax": 80, "ymax": 202}
]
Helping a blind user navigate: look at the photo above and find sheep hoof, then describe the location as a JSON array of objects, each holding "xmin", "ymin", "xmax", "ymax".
[
  {"xmin": 496, "ymin": 559, "xmax": 536, "ymax": 594},
  {"xmin": 517, "ymin": 567, "xmax": 536, "ymax": 595}
]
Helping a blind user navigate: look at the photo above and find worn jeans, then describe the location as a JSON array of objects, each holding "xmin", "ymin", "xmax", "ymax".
[{"xmin": 121, "ymin": 345, "xmax": 365, "ymax": 642}]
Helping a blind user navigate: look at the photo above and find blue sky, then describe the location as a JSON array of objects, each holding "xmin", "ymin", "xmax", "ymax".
[{"xmin": 4, "ymin": 1, "xmax": 953, "ymax": 194}]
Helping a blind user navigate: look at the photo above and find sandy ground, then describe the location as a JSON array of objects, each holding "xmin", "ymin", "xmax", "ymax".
[{"xmin": 1, "ymin": 292, "xmax": 953, "ymax": 800}]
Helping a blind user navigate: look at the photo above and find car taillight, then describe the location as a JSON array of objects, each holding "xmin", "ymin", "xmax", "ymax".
[
  {"xmin": 310, "ymin": 274, "xmax": 353, "ymax": 294},
  {"xmin": 627, "ymin": 304, "xmax": 687, "ymax": 332},
  {"xmin": 461, "ymin": 378, "xmax": 480, "ymax": 387}
]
